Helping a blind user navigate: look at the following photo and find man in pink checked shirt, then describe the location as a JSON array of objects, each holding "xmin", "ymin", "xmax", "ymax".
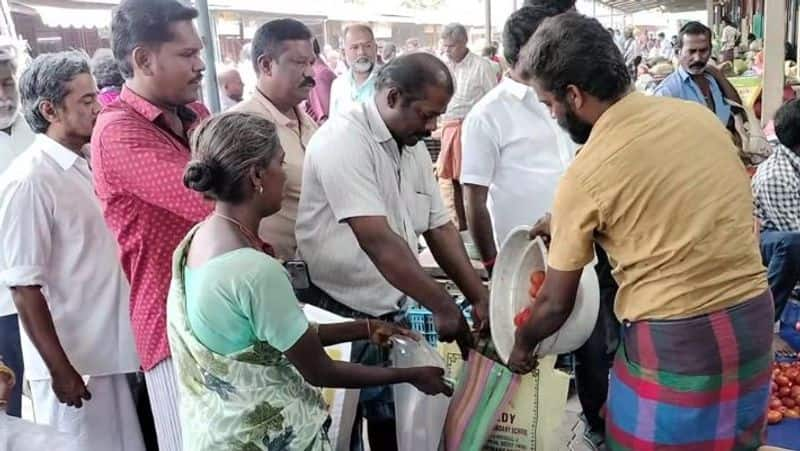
[{"xmin": 90, "ymin": 1, "xmax": 212, "ymax": 450}]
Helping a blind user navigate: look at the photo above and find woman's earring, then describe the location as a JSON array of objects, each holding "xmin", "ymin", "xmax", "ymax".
[{"xmin": 257, "ymin": 185, "xmax": 264, "ymax": 194}]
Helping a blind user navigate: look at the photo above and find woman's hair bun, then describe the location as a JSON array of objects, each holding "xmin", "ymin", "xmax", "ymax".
[{"xmin": 183, "ymin": 160, "xmax": 217, "ymax": 193}]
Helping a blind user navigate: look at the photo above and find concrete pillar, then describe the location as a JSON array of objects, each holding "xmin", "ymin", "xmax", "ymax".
[
  {"xmin": 762, "ymin": 0, "xmax": 787, "ymax": 126},
  {"xmin": 485, "ymin": 0, "xmax": 492, "ymax": 48},
  {"xmin": 707, "ymin": 0, "xmax": 714, "ymax": 26},
  {"xmin": 196, "ymin": 0, "xmax": 221, "ymax": 113}
]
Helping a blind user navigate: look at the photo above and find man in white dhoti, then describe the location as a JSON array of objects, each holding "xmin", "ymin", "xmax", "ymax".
[{"xmin": 0, "ymin": 51, "xmax": 144, "ymax": 451}]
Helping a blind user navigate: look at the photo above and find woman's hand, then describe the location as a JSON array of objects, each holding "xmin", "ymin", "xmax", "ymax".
[
  {"xmin": 367, "ymin": 320, "xmax": 422, "ymax": 347},
  {"xmin": 408, "ymin": 366, "xmax": 454, "ymax": 396}
]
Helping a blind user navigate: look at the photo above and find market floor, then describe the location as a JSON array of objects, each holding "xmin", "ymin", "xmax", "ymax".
[{"xmin": 555, "ymin": 392, "xmax": 598, "ymax": 451}]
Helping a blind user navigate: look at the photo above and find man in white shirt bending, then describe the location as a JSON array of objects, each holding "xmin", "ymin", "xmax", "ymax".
[
  {"xmin": 0, "ymin": 42, "xmax": 34, "ymax": 420},
  {"xmin": 436, "ymin": 22, "xmax": 497, "ymax": 233},
  {"xmin": 0, "ymin": 51, "xmax": 143, "ymax": 451}
]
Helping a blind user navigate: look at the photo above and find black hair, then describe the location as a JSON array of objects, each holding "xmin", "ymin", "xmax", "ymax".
[
  {"xmin": 786, "ymin": 42, "xmax": 797, "ymax": 61},
  {"xmin": 185, "ymin": 112, "xmax": 281, "ymax": 203},
  {"xmin": 312, "ymin": 37, "xmax": 321, "ymax": 56},
  {"xmin": 677, "ymin": 21, "xmax": 712, "ymax": 48},
  {"xmin": 111, "ymin": 0, "xmax": 198, "ymax": 79},
  {"xmin": 522, "ymin": 0, "xmax": 576, "ymax": 14},
  {"xmin": 775, "ymin": 99, "xmax": 800, "ymax": 151},
  {"xmin": 520, "ymin": 12, "xmax": 630, "ymax": 102},
  {"xmin": 503, "ymin": 5, "xmax": 561, "ymax": 67},
  {"xmin": 747, "ymin": 33, "xmax": 757, "ymax": 42},
  {"xmin": 375, "ymin": 52, "xmax": 454, "ymax": 102},
  {"xmin": 251, "ymin": 19, "xmax": 312, "ymax": 74}
]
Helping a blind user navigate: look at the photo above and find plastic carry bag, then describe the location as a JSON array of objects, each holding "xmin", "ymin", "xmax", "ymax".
[
  {"xmin": 440, "ymin": 342, "xmax": 570, "ymax": 451},
  {"xmin": 0, "ymin": 413, "xmax": 81, "ymax": 451},
  {"xmin": 390, "ymin": 336, "xmax": 451, "ymax": 451}
]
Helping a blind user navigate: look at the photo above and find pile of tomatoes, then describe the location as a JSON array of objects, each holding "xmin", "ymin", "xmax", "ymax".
[
  {"xmin": 513, "ymin": 270, "xmax": 545, "ymax": 327},
  {"xmin": 767, "ymin": 360, "xmax": 800, "ymax": 424}
]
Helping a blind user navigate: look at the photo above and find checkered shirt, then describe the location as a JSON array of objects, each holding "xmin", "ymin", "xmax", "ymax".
[{"xmin": 752, "ymin": 144, "xmax": 800, "ymax": 232}]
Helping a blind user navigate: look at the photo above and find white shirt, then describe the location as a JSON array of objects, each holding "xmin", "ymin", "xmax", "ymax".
[
  {"xmin": 0, "ymin": 135, "xmax": 140, "ymax": 380},
  {"xmin": 722, "ymin": 25, "xmax": 739, "ymax": 51},
  {"xmin": 0, "ymin": 114, "xmax": 34, "ymax": 316},
  {"xmin": 297, "ymin": 100, "xmax": 451, "ymax": 316},
  {"xmin": 328, "ymin": 69, "xmax": 378, "ymax": 117},
  {"xmin": 219, "ymin": 92, "xmax": 239, "ymax": 111},
  {"xmin": 443, "ymin": 52, "xmax": 497, "ymax": 121},
  {"xmin": 461, "ymin": 77, "xmax": 578, "ymax": 246}
]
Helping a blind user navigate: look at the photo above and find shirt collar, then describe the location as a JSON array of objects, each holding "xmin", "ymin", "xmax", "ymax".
[
  {"xmin": 677, "ymin": 65, "xmax": 713, "ymax": 84},
  {"xmin": 37, "ymin": 134, "xmax": 82, "ymax": 170},
  {"xmin": 587, "ymin": 91, "xmax": 643, "ymax": 146},
  {"xmin": 502, "ymin": 77, "xmax": 532, "ymax": 101},
  {"xmin": 364, "ymin": 98, "xmax": 393, "ymax": 144},
  {"xmin": 120, "ymin": 85, "xmax": 197, "ymax": 125},
  {"xmin": 253, "ymin": 88, "xmax": 295, "ymax": 127},
  {"xmin": 348, "ymin": 68, "xmax": 377, "ymax": 89}
]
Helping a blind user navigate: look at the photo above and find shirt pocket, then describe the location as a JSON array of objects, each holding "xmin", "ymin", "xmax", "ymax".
[{"xmin": 412, "ymin": 192, "xmax": 432, "ymax": 236}]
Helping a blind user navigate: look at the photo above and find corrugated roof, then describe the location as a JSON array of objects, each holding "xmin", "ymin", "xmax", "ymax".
[{"xmin": 598, "ymin": 0, "xmax": 708, "ymax": 13}]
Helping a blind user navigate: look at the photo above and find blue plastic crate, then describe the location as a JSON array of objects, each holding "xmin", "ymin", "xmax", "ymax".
[
  {"xmin": 405, "ymin": 302, "xmax": 473, "ymax": 347},
  {"xmin": 779, "ymin": 299, "xmax": 800, "ymax": 352},
  {"xmin": 406, "ymin": 308, "xmax": 438, "ymax": 346}
]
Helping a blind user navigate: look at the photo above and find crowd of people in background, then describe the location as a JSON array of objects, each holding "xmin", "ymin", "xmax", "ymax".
[{"xmin": 0, "ymin": 0, "xmax": 796, "ymax": 450}]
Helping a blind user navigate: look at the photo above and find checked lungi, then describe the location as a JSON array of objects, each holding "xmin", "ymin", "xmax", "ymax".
[{"xmin": 607, "ymin": 290, "xmax": 774, "ymax": 451}]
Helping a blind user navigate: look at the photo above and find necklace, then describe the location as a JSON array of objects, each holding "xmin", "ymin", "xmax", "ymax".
[{"xmin": 213, "ymin": 213, "xmax": 275, "ymax": 256}]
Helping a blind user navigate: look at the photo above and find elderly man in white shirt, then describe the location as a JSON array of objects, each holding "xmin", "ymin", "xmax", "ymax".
[
  {"xmin": 297, "ymin": 52, "xmax": 489, "ymax": 451},
  {"xmin": 436, "ymin": 22, "xmax": 497, "ymax": 233},
  {"xmin": 329, "ymin": 24, "xmax": 379, "ymax": 116},
  {"xmin": 0, "ymin": 51, "xmax": 143, "ymax": 450},
  {"xmin": 0, "ymin": 42, "xmax": 34, "ymax": 420}
]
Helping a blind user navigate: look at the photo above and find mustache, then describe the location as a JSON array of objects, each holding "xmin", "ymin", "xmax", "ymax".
[
  {"xmin": 190, "ymin": 74, "xmax": 203, "ymax": 84},
  {"xmin": 690, "ymin": 62, "xmax": 706, "ymax": 69},
  {"xmin": 300, "ymin": 76, "xmax": 316, "ymax": 88}
]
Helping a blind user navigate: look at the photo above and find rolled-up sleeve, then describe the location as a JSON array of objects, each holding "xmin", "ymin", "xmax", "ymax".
[
  {"xmin": 547, "ymin": 172, "xmax": 600, "ymax": 271},
  {"xmin": 460, "ymin": 114, "xmax": 499, "ymax": 187},
  {"xmin": 0, "ymin": 179, "xmax": 52, "ymax": 288}
]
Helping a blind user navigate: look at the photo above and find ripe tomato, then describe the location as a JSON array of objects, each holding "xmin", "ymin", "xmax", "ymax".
[
  {"xmin": 773, "ymin": 368, "xmax": 782, "ymax": 378},
  {"xmin": 784, "ymin": 408, "xmax": 800, "ymax": 419},
  {"xmin": 787, "ymin": 369, "xmax": 800, "ymax": 380},
  {"xmin": 780, "ymin": 363, "xmax": 792, "ymax": 369},
  {"xmin": 767, "ymin": 410, "xmax": 784, "ymax": 424},
  {"xmin": 790, "ymin": 386, "xmax": 800, "ymax": 398},
  {"xmin": 770, "ymin": 398, "xmax": 784, "ymax": 409},
  {"xmin": 514, "ymin": 307, "xmax": 532, "ymax": 328},
  {"xmin": 776, "ymin": 375, "xmax": 791, "ymax": 387},
  {"xmin": 529, "ymin": 271, "xmax": 545, "ymax": 298},
  {"xmin": 772, "ymin": 382, "xmax": 779, "ymax": 394},
  {"xmin": 779, "ymin": 386, "xmax": 793, "ymax": 397},
  {"xmin": 782, "ymin": 397, "xmax": 796, "ymax": 408}
]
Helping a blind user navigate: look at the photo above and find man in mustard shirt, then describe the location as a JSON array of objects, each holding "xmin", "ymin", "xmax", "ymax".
[{"xmin": 509, "ymin": 13, "xmax": 771, "ymax": 450}]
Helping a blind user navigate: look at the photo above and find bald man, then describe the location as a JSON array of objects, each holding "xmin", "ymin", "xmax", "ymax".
[
  {"xmin": 329, "ymin": 24, "xmax": 379, "ymax": 116},
  {"xmin": 217, "ymin": 67, "xmax": 244, "ymax": 110},
  {"xmin": 297, "ymin": 53, "xmax": 488, "ymax": 450}
]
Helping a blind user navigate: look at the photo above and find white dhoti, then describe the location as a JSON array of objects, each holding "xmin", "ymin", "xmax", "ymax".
[
  {"xmin": 144, "ymin": 358, "xmax": 182, "ymax": 451},
  {"xmin": 29, "ymin": 373, "xmax": 145, "ymax": 451}
]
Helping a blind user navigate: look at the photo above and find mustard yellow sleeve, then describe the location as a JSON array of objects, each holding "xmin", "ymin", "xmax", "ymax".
[{"xmin": 547, "ymin": 172, "xmax": 600, "ymax": 271}]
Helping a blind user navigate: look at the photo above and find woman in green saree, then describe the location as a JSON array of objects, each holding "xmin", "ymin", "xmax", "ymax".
[{"xmin": 167, "ymin": 112, "xmax": 451, "ymax": 451}]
